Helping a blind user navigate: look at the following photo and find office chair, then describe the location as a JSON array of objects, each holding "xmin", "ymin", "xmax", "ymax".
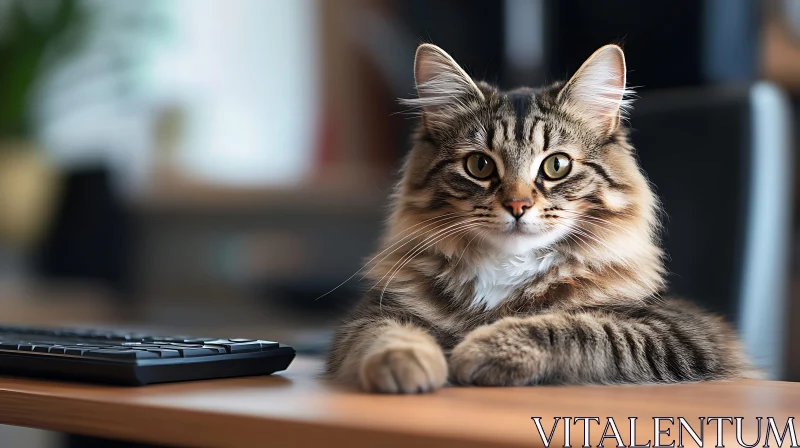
[{"xmin": 630, "ymin": 82, "xmax": 794, "ymax": 379}]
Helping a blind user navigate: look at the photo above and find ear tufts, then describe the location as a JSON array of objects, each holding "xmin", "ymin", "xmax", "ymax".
[
  {"xmin": 558, "ymin": 44, "xmax": 634, "ymax": 134},
  {"xmin": 401, "ymin": 44, "xmax": 484, "ymax": 119}
]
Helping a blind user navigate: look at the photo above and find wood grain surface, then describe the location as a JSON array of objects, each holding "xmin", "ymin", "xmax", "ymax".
[{"xmin": 0, "ymin": 357, "xmax": 798, "ymax": 448}]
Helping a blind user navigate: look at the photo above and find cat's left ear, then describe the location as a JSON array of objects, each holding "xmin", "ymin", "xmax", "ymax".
[
  {"xmin": 557, "ymin": 45, "xmax": 630, "ymax": 135},
  {"xmin": 409, "ymin": 44, "xmax": 485, "ymax": 128}
]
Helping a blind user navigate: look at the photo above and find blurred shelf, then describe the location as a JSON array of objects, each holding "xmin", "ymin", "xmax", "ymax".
[
  {"xmin": 134, "ymin": 167, "xmax": 391, "ymax": 214},
  {"xmin": 0, "ymin": 282, "xmax": 125, "ymax": 327}
]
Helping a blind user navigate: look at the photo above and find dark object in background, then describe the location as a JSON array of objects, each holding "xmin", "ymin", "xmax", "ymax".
[
  {"xmin": 547, "ymin": 0, "xmax": 759, "ymax": 89},
  {"xmin": 631, "ymin": 84, "xmax": 793, "ymax": 379},
  {"xmin": 633, "ymin": 88, "xmax": 751, "ymax": 319},
  {"xmin": 35, "ymin": 167, "xmax": 133, "ymax": 298},
  {"xmin": 400, "ymin": 0, "xmax": 506, "ymax": 84}
]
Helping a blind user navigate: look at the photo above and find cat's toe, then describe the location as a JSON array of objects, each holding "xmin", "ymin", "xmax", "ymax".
[
  {"xmin": 449, "ymin": 321, "xmax": 545, "ymax": 386},
  {"xmin": 359, "ymin": 342, "xmax": 447, "ymax": 394}
]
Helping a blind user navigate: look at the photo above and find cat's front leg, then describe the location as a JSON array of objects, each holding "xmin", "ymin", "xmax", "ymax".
[
  {"xmin": 327, "ymin": 318, "xmax": 448, "ymax": 393},
  {"xmin": 449, "ymin": 313, "xmax": 632, "ymax": 386},
  {"xmin": 449, "ymin": 315, "xmax": 551, "ymax": 386},
  {"xmin": 360, "ymin": 323, "xmax": 447, "ymax": 393},
  {"xmin": 449, "ymin": 302, "xmax": 748, "ymax": 386}
]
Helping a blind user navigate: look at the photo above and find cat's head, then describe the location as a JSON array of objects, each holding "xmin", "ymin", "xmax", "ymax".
[{"xmin": 394, "ymin": 44, "xmax": 661, "ymax": 264}]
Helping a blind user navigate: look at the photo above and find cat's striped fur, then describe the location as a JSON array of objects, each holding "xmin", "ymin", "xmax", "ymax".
[{"xmin": 325, "ymin": 44, "xmax": 750, "ymax": 393}]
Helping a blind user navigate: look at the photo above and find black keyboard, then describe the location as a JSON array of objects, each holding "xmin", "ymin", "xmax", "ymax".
[{"xmin": 0, "ymin": 325, "xmax": 295, "ymax": 386}]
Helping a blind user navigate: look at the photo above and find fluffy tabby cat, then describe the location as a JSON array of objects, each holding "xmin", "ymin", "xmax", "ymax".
[{"xmin": 326, "ymin": 43, "xmax": 749, "ymax": 393}]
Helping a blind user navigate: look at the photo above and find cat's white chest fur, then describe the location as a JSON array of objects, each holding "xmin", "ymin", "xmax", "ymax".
[{"xmin": 469, "ymin": 252, "xmax": 556, "ymax": 310}]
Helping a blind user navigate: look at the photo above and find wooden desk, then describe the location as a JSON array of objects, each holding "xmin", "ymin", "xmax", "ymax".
[{"xmin": 0, "ymin": 357, "xmax": 798, "ymax": 448}]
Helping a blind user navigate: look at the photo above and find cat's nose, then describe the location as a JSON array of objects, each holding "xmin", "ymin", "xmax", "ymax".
[{"xmin": 502, "ymin": 198, "xmax": 533, "ymax": 219}]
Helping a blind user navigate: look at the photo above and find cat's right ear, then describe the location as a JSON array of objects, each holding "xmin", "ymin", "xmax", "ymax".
[{"xmin": 407, "ymin": 44, "xmax": 484, "ymax": 128}]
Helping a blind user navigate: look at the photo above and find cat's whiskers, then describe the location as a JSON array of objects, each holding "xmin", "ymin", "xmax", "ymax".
[
  {"xmin": 560, "ymin": 224, "xmax": 631, "ymax": 284},
  {"xmin": 379, "ymin": 223, "xmax": 485, "ymax": 307},
  {"xmin": 314, "ymin": 211, "xmax": 466, "ymax": 301},
  {"xmin": 378, "ymin": 224, "xmax": 479, "ymax": 309},
  {"xmin": 564, "ymin": 222, "xmax": 644, "ymax": 275},
  {"xmin": 453, "ymin": 229, "xmax": 488, "ymax": 269},
  {"xmin": 556, "ymin": 218, "xmax": 661, "ymax": 296},
  {"xmin": 562, "ymin": 230, "xmax": 651, "ymax": 306},
  {"xmin": 562, "ymin": 229, "xmax": 655, "ymax": 306},
  {"xmin": 573, "ymin": 226, "xmax": 664, "ymax": 304},
  {"xmin": 563, "ymin": 219, "xmax": 642, "ymax": 256},
  {"xmin": 378, "ymin": 220, "xmax": 487, "ymax": 291},
  {"xmin": 552, "ymin": 212, "xmax": 641, "ymax": 252},
  {"xmin": 554, "ymin": 209, "xmax": 643, "ymax": 239},
  {"xmin": 372, "ymin": 218, "xmax": 484, "ymax": 294},
  {"xmin": 360, "ymin": 212, "xmax": 471, "ymax": 280},
  {"xmin": 378, "ymin": 221, "xmax": 486, "ymax": 308}
]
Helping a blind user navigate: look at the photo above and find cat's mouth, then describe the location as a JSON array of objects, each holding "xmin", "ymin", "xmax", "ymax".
[
  {"xmin": 492, "ymin": 222, "xmax": 545, "ymax": 241},
  {"xmin": 500, "ymin": 220, "xmax": 539, "ymax": 235},
  {"xmin": 485, "ymin": 220, "xmax": 569, "ymax": 254},
  {"xmin": 503, "ymin": 224, "xmax": 530, "ymax": 235}
]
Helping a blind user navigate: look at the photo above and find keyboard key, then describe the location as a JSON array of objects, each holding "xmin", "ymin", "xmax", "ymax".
[
  {"xmin": 64, "ymin": 347, "xmax": 97, "ymax": 356},
  {"xmin": 229, "ymin": 342, "xmax": 266, "ymax": 352},
  {"xmin": 146, "ymin": 349, "xmax": 181, "ymax": 358},
  {"xmin": 87, "ymin": 349, "xmax": 160, "ymax": 360},
  {"xmin": 203, "ymin": 339, "xmax": 234, "ymax": 346},
  {"xmin": 229, "ymin": 338, "xmax": 255, "ymax": 343},
  {"xmin": 157, "ymin": 346, "xmax": 218, "ymax": 357},
  {"xmin": 182, "ymin": 348, "xmax": 219, "ymax": 357},
  {"xmin": 204, "ymin": 341, "xmax": 262, "ymax": 353},
  {"xmin": 118, "ymin": 343, "xmax": 161, "ymax": 348},
  {"xmin": 32, "ymin": 346, "xmax": 52, "ymax": 353},
  {"xmin": 0, "ymin": 342, "xmax": 19, "ymax": 350},
  {"xmin": 200, "ymin": 346, "xmax": 226, "ymax": 354}
]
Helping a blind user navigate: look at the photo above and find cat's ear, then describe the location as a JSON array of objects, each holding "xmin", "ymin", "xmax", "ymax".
[
  {"xmin": 408, "ymin": 44, "xmax": 485, "ymax": 124},
  {"xmin": 557, "ymin": 45, "xmax": 631, "ymax": 135}
]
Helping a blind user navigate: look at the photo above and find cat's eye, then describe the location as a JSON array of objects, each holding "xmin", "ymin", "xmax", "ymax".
[
  {"xmin": 541, "ymin": 153, "xmax": 572, "ymax": 180},
  {"xmin": 465, "ymin": 153, "xmax": 496, "ymax": 179}
]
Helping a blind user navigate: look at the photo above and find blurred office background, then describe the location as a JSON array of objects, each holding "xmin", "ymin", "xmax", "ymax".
[{"xmin": 0, "ymin": 0, "xmax": 799, "ymax": 446}]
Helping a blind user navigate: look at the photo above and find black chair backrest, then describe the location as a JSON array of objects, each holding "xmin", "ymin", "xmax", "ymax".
[{"xmin": 631, "ymin": 84, "xmax": 794, "ymax": 378}]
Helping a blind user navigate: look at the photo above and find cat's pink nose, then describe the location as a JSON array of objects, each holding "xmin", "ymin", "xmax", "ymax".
[{"xmin": 502, "ymin": 198, "xmax": 533, "ymax": 219}]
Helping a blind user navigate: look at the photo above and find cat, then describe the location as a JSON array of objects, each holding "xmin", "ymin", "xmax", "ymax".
[{"xmin": 325, "ymin": 43, "xmax": 750, "ymax": 393}]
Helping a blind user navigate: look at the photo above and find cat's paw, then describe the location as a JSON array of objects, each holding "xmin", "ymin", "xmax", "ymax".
[
  {"xmin": 449, "ymin": 317, "xmax": 546, "ymax": 386},
  {"xmin": 359, "ymin": 338, "xmax": 447, "ymax": 394}
]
